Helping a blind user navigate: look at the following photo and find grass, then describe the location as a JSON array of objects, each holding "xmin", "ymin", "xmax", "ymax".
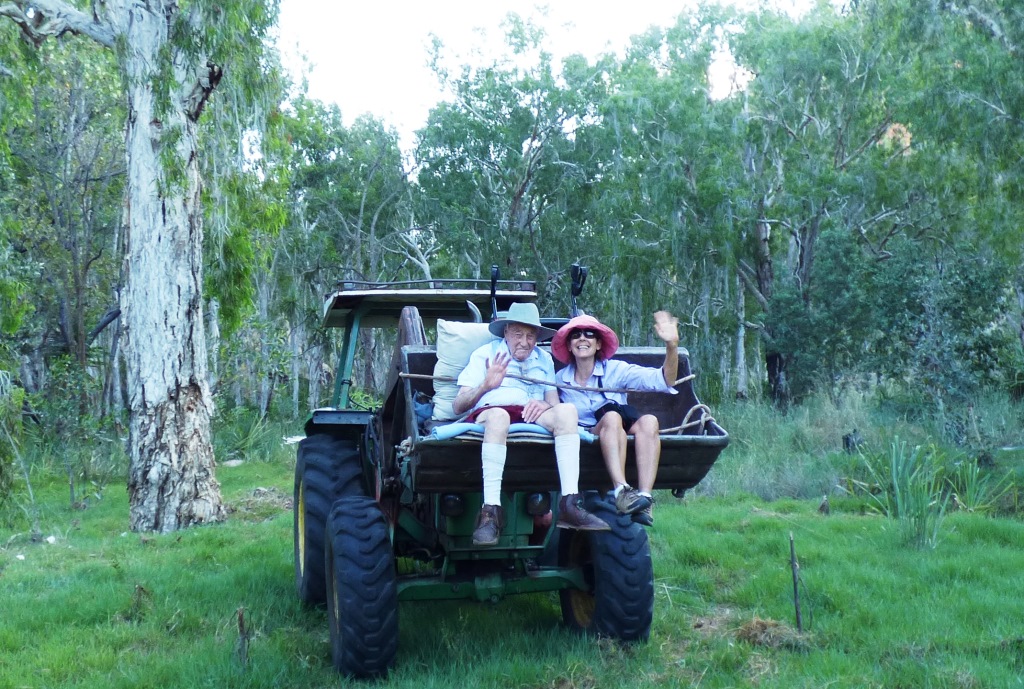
[
  {"xmin": 3, "ymin": 461, "xmax": 1024, "ymax": 687},
  {"xmin": 1, "ymin": 395, "xmax": 1023, "ymax": 688}
]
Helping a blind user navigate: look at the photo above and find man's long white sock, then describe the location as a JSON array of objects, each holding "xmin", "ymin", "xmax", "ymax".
[
  {"xmin": 481, "ymin": 442, "xmax": 507, "ymax": 506},
  {"xmin": 554, "ymin": 434, "xmax": 581, "ymax": 495}
]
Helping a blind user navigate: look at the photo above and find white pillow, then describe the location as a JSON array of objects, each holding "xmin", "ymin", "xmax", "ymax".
[{"xmin": 431, "ymin": 320, "xmax": 498, "ymax": 421}]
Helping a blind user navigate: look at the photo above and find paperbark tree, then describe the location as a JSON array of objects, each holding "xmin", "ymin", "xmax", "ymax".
[{"xmin": 1, "ymin": 0, "xmax": 273, "ymax": 531}]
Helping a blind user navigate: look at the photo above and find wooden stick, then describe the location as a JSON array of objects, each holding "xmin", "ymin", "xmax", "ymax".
[
  {"xmin": 237, "ymin": 606, "xmax": 250, "ymax": 666},
  {"xmin": 790, "ymin": 532, "xmax": 803, "ymax": 633}
]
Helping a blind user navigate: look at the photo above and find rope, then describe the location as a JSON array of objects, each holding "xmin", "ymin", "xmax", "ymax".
[
  {"xmin": 399, "ymin": 371, "xmax": 696, "ymax": 395},
  {"xmin": 660, "ymin": 404, "xmax": 715, "ymax": 435}
]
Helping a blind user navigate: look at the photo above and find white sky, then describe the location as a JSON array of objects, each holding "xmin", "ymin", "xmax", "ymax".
[{"xmin": 276, "ymin": 1, "xmax": 813, "ymax": 147}]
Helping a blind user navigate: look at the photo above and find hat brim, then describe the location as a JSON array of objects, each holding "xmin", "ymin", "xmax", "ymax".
[
  {"xmin": 488, "ymin": 319, "xmax": 556, "ymax": 341},
  {"xmin": 551, "ymin": 316, "xmax": 619, "ymax": 363}
]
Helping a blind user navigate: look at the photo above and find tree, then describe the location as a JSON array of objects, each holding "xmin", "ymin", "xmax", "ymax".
[
  {"xmin": 1, "ymin": 0, "xmax": 278, "ymax": 532},
  {"xmin": 2, "ymin": 37, "xmax": 125, "ymax": 419},
  {"xmin": 581, "ymin": 11, "xmax": 744, "ymax": 384},
  {"xmin": 727, "ymin": 5, "xmax": 948, "ymax": 405},
  {"xmin": 281, "ymin": 99, "xmax": 419, "ymax": 400},
  {"xmin": 416, "ymin": 14, "xmax": 607, "ymax": 301}
]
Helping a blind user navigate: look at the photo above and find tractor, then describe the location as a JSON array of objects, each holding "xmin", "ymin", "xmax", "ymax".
[{"xmin": 293, "ymin": 268, "xmax": 729, "ymax": 677}]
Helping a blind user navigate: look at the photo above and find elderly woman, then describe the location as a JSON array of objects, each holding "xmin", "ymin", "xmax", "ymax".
[{"xmin": 551, "ymin": 312, "xmax": 680, "ymax": 526}]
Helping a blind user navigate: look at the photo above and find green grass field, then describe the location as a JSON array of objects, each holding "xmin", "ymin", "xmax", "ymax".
[
  {"xmin": 3, "ymin": 452, "xmax": 1023, "ymax": 688},
  {"xmin": 2, "ymin": 394, "xmax": 1023, "ymax": 688}
]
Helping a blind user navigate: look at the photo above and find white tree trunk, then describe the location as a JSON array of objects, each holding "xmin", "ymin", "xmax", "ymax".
[
  {"xmin": 307, "ymin": 343, "xmax": 325, "ymax": 411},
  {"xmin": 290, "ymin": 319, "xmax": 301, "ymax": 415},
  {"xmin": 734, "ymin": 273, "xmax": 749, "ymax": 400},
  {"xmin": 1, "ymin": 0, "xmax": 227, "ymax": 531},
  {"xmin": 118, "ymin": 4, "xmax": 223, "ymax": 532},
  {"xmin": 207, "ymin": 298, "xmax": 221, "ymax": 392}
]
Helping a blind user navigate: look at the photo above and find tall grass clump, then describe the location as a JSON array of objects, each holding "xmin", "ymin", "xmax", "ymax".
[
  {"xmin": 947, "ymin": 458, "xmax": 1014, "ymax": 514},
  {"xmin": 860, "ymin": 439, "xmax": 950, "ymax": 548},
  {"xmin": 213, "ymin": 407, "xmax": 294, "ymax": 464},
  {"xmin": 698, "ymin": 391, "xmax": 876, "ymax": 500}
]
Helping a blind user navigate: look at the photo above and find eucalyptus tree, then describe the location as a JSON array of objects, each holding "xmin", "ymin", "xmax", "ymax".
[
  {"xmin": 726, "ymin": 5, "xmax": 950, "ymax": 404},
  {"xmin": 905, "ymin": 0, "xmax": 1024, "ymax": 353},
  {"xmin": 579, "ymin": 11, "xmax": 749, "ymax": 396},
  {"xmin": 0, "ymin": 0, "xmax": 279, "ymax": 532},
  {"xmin": 416, "ymin": 14, "xmax": 607, "ymax": 302},
  {"xmin": 846, "ymin": 0, "xmax": 1024, "ymax": 401},
  {"xmin": 277, "ymin": 98, "xmax": 419, "ymax": 402},
  {"xmin": 2, "ymin": 40, "xmax": 124, "ymax": 411}
]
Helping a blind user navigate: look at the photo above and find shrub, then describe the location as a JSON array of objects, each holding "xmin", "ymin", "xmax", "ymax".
[
  {"xmin": 947, "ymin": 459, "xmax": 1014, "ymax": 514},
  {"xmin": 861, "ymin": 439, "xmax": 950, "ymax": 548},
  {"xmin": 0, "ymin": 376, "xmax": 24, "ymax": 507}
]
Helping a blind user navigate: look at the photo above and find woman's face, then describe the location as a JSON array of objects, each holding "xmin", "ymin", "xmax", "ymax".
[{"xmin": 569, "ymin": 328, "xmax": 602, "ymax": 361}]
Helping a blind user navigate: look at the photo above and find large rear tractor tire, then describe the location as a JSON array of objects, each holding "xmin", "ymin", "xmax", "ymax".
[
  {"xmin": 325, "ymin": 495, "xmax": 398, "ymax": 678},
  {"xmin": 558, "ymin": 495, "xmax": 654, "ymax": 641},
  {"xmin": 294, "ymin": 434, "xmax": 364, "ymax": 606}
]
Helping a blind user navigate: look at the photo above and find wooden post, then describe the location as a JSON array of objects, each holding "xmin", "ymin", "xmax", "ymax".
[
  {"xmin": 237, "ymin": 606, "xmax": 249, "ymax": 666},
  {"xmin": 790, "ymin": 532, "xmax": 803, "ymax": 633}
]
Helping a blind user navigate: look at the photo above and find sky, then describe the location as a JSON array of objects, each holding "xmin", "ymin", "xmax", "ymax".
[{"xmin": 275, "ymin": 1, "xmax": 813, "ymax": 149}]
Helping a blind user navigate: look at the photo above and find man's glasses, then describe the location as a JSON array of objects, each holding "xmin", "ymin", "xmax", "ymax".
[{"xmin": 569, "ymin": 329, "xmax": 598, "ymax": 341}]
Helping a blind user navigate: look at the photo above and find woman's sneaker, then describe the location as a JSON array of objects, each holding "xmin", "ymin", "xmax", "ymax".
[
  {"xmin": 632, "ymin": 501, "xmax": 654, "ymax": 527},
  {"xmin": 614, "ymin": 485, "xmax": 652, "ymax": 515}
]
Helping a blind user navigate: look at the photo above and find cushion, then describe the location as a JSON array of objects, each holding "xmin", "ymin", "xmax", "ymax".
[
  {"xmin": 431, "ymin": 320, "xmax": 498, "ymax": 421},
  {"xmin": 426, "ymin": 422, "xmax": 598, "ymax": 443}
]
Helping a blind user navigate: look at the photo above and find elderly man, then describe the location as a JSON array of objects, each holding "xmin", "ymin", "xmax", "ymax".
[{"xmin": 454, "ymin": 302, "xmax": 610, "ymax": 546}]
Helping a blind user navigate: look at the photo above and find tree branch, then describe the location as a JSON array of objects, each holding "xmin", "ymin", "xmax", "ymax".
[
  {"xmin": 184, "ymin": 61, "xmax": 223, "ymax": 123},
  {"xmin": 837, "ymin": 116, "xmax": 891, "ymax": 170},
  {"xmin": 737, "ymin": 262, "xmax": 770, "ymax": 311},
  {"xmin": 87, "ymin": 307, "xmax": 121, "ymax": 345},
  {"xmin": 0, "ymin": 0, "xmax": 115, "ymax": 48},
  {"xmin": 943, "ymin": 2, "xmax": 1019, "ymax": 56}
]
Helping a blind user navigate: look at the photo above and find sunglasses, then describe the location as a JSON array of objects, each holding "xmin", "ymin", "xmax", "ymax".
[{"xmin": 569, "ymin": 329, "xmax": 599, "ymax": 341}]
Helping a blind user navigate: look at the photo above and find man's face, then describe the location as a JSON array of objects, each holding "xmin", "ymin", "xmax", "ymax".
[{"xmin": 504, "ymin": 324, "xmax": 538, "ymax": 361}]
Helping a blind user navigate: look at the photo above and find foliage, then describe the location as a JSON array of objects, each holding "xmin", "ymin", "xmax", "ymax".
[
  {"xmin": 0, "ymin": 36, "xmax": 125, "ymax": 376},
  {"xmin": 4, "ymin": 0, "xmax": 1024, "ymax": 434},
  {"xmin": 417, "ymin": 13, "xmax": 609, "ymax": 296},
  {"xmin": 858, "ymin": 439, "xmax": 951, "ymax": 548},
  {"xmin": 947, "ymin": 458, "xmax": 1015, "ymax": 514},
  {"xmin": 212, "ymin": 406, "xmax": 290, "ymax": 464}
]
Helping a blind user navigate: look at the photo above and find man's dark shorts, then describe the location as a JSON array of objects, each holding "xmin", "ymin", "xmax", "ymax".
[{"xmin": 465, "ymin": 404, "xmax": 527, "ymax": 423}]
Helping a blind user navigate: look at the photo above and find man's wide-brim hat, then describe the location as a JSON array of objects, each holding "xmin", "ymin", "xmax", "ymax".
[
  {"xmin": 551, "ymin": 315, "xmax": 619, "ymax": 363},
  {"xmin": 488, "ymin": 302, "xmax": 556, "ymax": 341}
]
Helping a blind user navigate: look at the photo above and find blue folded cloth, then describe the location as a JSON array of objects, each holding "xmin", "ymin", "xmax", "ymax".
[{"xmin": 428, "ymin": 422, "xmax": 595, "ymax": 443}]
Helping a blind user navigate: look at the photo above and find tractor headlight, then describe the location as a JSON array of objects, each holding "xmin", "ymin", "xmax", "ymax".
[
  {"xmin": 525, "ymin": 492, "xmax": 551, "ymax": 516},
  {"xmin": 439, "ymin": 494, "xmax": 465, "ymax": 517}
]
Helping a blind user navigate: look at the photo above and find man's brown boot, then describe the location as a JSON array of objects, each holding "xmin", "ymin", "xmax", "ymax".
[
  {"xmin": 472, "ymin": 504, "xmax": 504, "ymax": 546},
  {"xmin": 556, "ymin": 494, "xmax": 611, "ymax": 531}
]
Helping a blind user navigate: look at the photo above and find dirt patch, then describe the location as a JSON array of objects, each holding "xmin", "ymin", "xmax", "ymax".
[
  {"xmin": 736, "ymin": 616, "xmax": 807, "ymax": 650},
  {"xmin": 691, "ymin": 606, "xmax": 735, "ymax": 637}
]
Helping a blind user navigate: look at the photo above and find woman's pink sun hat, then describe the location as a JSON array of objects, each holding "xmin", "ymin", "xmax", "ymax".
[{"xmin": 550, "ymin": 315, "xmax": 620, "ymax": 364}]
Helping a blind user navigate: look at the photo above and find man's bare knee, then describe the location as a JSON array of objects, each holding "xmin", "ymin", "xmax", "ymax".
[
  {"xmin": 538, "ymin": 402, "xmax": 577, "ymax": 435},
  {"xmin": 477, "ymin": 408, "xmax": 511, "ymax": 442}
]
